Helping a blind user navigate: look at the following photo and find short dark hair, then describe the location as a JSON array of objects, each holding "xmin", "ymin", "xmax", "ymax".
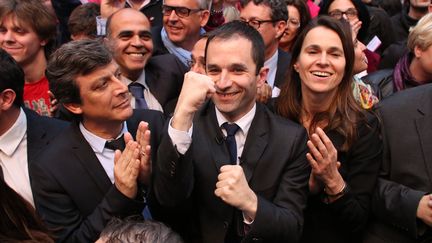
[
  {"xmin": 100, "ymin": 218, "xmax": 183, "ymax": 243},
  {"xmin": 68, "ymin": 3, "xmax": 100, "ymax": 39},
  {"xmin": 205, "ymin": 20, "xmax": 265, "ymax": 75},
  {"xmin": 0, "ymin": 49, "xmax": 25, "ymax": 107},
  {"xmin": 0, "ymin": 0, "xmax": 58, "ymax": 58},
  {"xmin": 46, "ymin": 39, "xmax": 113, "ymax": 105},
  {"xmin": 240, "ymin": 0, "xmax": 288, "ymax": 21}
]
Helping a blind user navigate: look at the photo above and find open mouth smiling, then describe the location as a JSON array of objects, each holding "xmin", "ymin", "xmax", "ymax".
[{"xmin": 311, "ymin": 71, "xmax": 333, "ymax": 77}]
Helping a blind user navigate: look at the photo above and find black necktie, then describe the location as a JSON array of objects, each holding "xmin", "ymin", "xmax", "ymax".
[
  {"xmin": 105, "ymin": 135, "xmax": 126, "ymax": 151},
  {"xmin": 222, "ymin": 122, "xmax": 240, "ymax": 165},
  {"xmin": 128, "ymin": 82, "xmax": 149, "ymax": 109}
]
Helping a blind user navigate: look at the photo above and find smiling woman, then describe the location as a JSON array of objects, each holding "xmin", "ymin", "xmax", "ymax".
[{"xmin": 275, "ymin": 16, "xmax": 382, "ymax": 243}]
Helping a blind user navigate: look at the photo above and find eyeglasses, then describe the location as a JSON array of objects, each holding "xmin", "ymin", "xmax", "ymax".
[
  {"xmin": 328, "ymin": 8, "xmax": 358, "ymax": 19},
  {"xmin": 239, "ymin": 18, "xmax": 277, "ymax": 29},
  {"xmin": 162, "ymin": 5, "xmax": 202, "ymax": 18},
  {"xmin": 287, "ymin": 18, "xmax": 300, "ymax": 28}
]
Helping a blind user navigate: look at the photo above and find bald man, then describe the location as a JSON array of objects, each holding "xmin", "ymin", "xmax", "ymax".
[{"xmin": 105, "ymin": 8, "xmax": 188, "ymax": 117}]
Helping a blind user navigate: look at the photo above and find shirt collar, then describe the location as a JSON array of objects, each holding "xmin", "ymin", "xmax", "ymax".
[
  {"xmin": 121, "ymin": 71, "xmax": 149, "ymax": 89},
  {"xmin": 264, "ymin": 49, "xmax": 278, "ymax": 68},
  {"xmin": 126, "ymin": 0, "xmax": 151, "ymax": 10},
  {"xmin": 79, "ymin": 122, "xmax": 128, "ymax": 153},
  {"xmin": 0, "ymin": 108, "xmax": 27, "ymax": 156},
  {"xmin": 215, "ymin": 103, "xmax": 256, "ymax": 137}
]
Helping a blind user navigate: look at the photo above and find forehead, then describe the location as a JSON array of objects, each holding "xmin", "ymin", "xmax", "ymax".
[
  {"xmin": 76, "ymin": 61, "xmax": 118, "ymax": 88},
  {"xmin": 302, "ymin": 26, "xmax": 343, "ymax": 50},
  {"xmin": 287, "ymin": 5, "xmax": 300, "ymax": 18},
  {"xmin": 164, "ymin": 0, "xmax": 200, "ymax": 8},
  {"xmin": 329, "ymin": 0, "xmax": 355, "ymax": 10},
  {"xmin": 110, "ymin": 10, "xmax": 150, "ymax": 33},
  {"xmin": 192, "ymin": 38, "xmax": 207, "ymax": 56},
  {"xmin": 206, "ymin": 36, "xmax": 254, "ymax": 66},
  {"xmin": 240, "ymin": 2, "xmax": 272, "ymax": 19},
  {"xmin": 0, "ymin": 13, "xmax": 33, "ymax": 30}
]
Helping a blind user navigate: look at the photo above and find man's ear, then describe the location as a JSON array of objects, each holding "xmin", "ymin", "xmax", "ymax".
[
  {"xmin": 63, "ymin": 102, "xmax": 83, "ymax": 115},
  {"xmin": 0, "ymin": 89, "xmax": 16, "ymax": 111},
  {"xmin": 200, "ymin": 10, "xmax": 211, "ymax": 27},
  {"xmin": 414, "ymin": 45, "xmax": 423, "ymax": 58},
  {"xmin": 256, "ymin": 67, "xmax": 269, "ymax": 88}
]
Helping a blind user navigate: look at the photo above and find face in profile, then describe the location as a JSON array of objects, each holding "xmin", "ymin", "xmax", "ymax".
[
  {"xmin": 0, "ymin": 14, "xmax": 47, "ymax": 66},
  {"xmin": 294, "ymin": 26, "xmax": 346, "ymax": 96},
  {"xmin": 280, "ymin": 5, "xmax": 301, "ymax": 50},
  {"xmin": 353, "ymin": 38, "xmax": 367, "ymax": 74},
  {"xmin": 107, "ymin": 9, "xmax": 153, "ymax": 80},
  {"xmin": 206, "ymin": 37, "xmax": 266, "ymax": 122},
  {"xmin": 190, "ymin": 37, "xmax": 207, "ymax": 74}
]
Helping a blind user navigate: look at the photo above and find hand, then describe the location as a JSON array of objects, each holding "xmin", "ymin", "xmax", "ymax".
[
  {"xmin": 256, "ymin": 82, "xmax": 272, "ymax": 103},
  {"xmin": 100, "ymin": 0, "xmax": 126, "ymax": 18},
  {"xmin": 417, "ymin": 194, "xmax": 432, "ymax": 227},
  {"xmin": 172, "ymin": 71, "xmax": 216, "ymax": 131},
  {"xmin": 215, "ymin": 165, "xmax": 257, "ymax": 220},
  {"xmin": 48, "ymin": 90, "xmax": 58, "ymax": 117},
  {"xmin": 306, "ymin": 127, "xmax": 344, "ymax": 195},
  {"xmin": 113, "ymin": 133, "xmax": 140, "ymax": 198},
  {"xmin": 136, "ymin": 121, "xmax": 152, "ymax": 185},
  {"xmin": 349, "ymin": 19, "xmax": 362, "ymax": 40}
]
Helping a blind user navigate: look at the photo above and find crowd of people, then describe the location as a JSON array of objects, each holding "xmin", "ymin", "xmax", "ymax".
[{"xmin": 0, "ymin": 0, "xmax": 431, "ymax": 242}]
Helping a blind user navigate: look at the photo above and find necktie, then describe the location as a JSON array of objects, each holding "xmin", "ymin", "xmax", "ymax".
[
  {"xmin": 105, "ymin": 135, "xmax": 126, "ymax": 151},
  {"xmin": 222, "ymin": 122, "xmax": 240, "ymax": 165},
  {"xmin": 128, "ymin": 82, "xmax": 148, "ymax": 109}
]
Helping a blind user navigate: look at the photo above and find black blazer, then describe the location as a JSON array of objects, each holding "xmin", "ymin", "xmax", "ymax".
[
  {"xmin": 145, "ymin": 54, "xmax": 188, "ymax": 117},
  {"xmin": 364, "ymin": 84, "xmax": 432, "ymax": 243},
  {"xmin": 152, "ymin": 102, "xmax": 310, "ymax": 243},
  {"xmin": 25, "ymin": 108, "xmax": 68, "ymax": 167},
  {"xmin": 301, "ymin": 112, "xmax": 382, "ymax": 243},
  {"xmin": 30, "ymin": 110, "xmax": 165, "ymax": 243}
]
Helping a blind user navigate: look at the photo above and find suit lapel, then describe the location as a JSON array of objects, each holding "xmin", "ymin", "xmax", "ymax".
[
  {"xmin": 415, "ymin": 94, "xmax": 432, "ymax": 183},
  {"xmin": 145, "ymin": 66, "xmax": 164, "ymax": 105},
  {"xmin": 25, "ymin": 109, "xmax": 47, "ymax": 165},
  {"xmin": 69, "ymin": 124, "xmax": 112, "ymax": 192},
  {"xmin": 240, "ymin": 104, "xmax": 269, "ymax": 182}
]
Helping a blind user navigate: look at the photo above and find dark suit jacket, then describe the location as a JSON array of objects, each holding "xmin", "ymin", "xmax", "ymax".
[
  {"xmin": 301, "ymin": 112, "xmax": 382, "ymax": 243},
  {"xmin": 25, "ymin": 107, "xmax": 68, "ymax": 174},
  {"xmin": 274, "ymin": 49, "xmax": 291, "ymax": 90},
  {"xmin": 153, "ymin": 102, "xmax": 310, "ymax": 243},
  {"xmin": 364, "ymin": 84, "xmax": 432, "ymax": 243},
  {"xmin": 151, "ymin": 25, "xmax": 169, "ymax": 57},
  {"xmin": 30, "ymin": 110, "xmax": 165, "ymax": 243},
  {"xmin": 145, "ymin": 54, "xmax": 188, "ymax": 117}
]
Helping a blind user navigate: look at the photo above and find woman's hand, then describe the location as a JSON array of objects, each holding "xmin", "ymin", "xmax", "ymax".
[{"xmin": 306, "ymin": 127, "xmax": 344, "ymax": 195}]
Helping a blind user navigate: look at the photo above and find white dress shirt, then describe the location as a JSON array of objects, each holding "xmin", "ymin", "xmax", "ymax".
[
  {"xmin": 264, "ymin": 49, "xmax": 281, "ymax": 97},
  {"xmin": 121, "ymin": 71, "xmax": 164, "ymax": 113},
  {"xmin": 79, "ymin": 122, "xmax": 128, "ymax": 184},
  {"xmin": 0, "ymin": 108, "xmax": 34, "ymax": 206}
]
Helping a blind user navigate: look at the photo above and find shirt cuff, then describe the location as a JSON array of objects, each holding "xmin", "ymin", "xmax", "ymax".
[
  {"xmin": 167, "ymin": 117, "xmax": 193, "ymax": 155},
  {"xmin": 242, "ymin": 211, "xmax": 255, "ymax": 225}
]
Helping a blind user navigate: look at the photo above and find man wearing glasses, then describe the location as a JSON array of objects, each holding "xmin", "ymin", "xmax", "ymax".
[
  {"xmin": 151, "ymin": 0, "xmax": 211, "ymax": 68},
  {"xmin": 239, "ymin": 0, "xmax": 290, "ymax": 98}
]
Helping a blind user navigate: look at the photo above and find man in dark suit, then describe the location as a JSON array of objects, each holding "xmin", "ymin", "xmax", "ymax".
[
  {"xmin": 364, "ymin": 84, "xmax": 432, "ymax": 243},
  {"xmin": 152, "ymin": 21, "xmax": 310, "ymax": 243},
  {"xmin": 239, "ymin": 0, "xmax": 291, "ymax": 98},
  {"xmin": 29, "ymin": 39, "xmax": 164, "ymax": 243},
  {"xmin": 105, "ymin": 8, "xmax": 188, "ymax": 117},
  {"xmin": 0, "ymin": 49, "xmax": 67, "ymax": 207}
]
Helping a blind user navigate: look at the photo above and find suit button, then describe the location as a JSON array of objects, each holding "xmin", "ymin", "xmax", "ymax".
[{"xmin": 223, "ymin": 221, "xmax": 229, "ymax": 229}]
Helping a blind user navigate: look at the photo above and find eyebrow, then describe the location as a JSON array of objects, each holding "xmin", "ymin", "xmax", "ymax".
[
  {"xmin": 305, "ymin": 44, "xmax": 343, "ymax": 52},
  {"xmin": 117, "ymin": 30, "xmax": 152, "ymax": 37}
]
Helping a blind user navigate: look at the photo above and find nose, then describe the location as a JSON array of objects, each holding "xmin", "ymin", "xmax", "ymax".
[
  {"xmin": 168, "ymin": 9, "xmax": 179, "ymax": 21},
  {"xmin": 359, "ymin": 41, "xmax": 366, "ymax": 51},
  {"xmin": 215, "ymin": 70, "xmax": 233, "ymax": 90},
  {"xmin": 342, "ymin": 13, "xmax": 348, "ymax": 20},
  {"xmin": 131, "ymin": 35, "xmax": 143, "ymax": 47},
  {"xmin": 1, "ymin": 30, "xmax": 15, "ymax": 42},
  {"xmin": 317, "ymin": 52, "xmax": 329, "ymax": 66},
  {"xmin": 113, "ymin": 76, "xmax": 128, "ymax": 96}
]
